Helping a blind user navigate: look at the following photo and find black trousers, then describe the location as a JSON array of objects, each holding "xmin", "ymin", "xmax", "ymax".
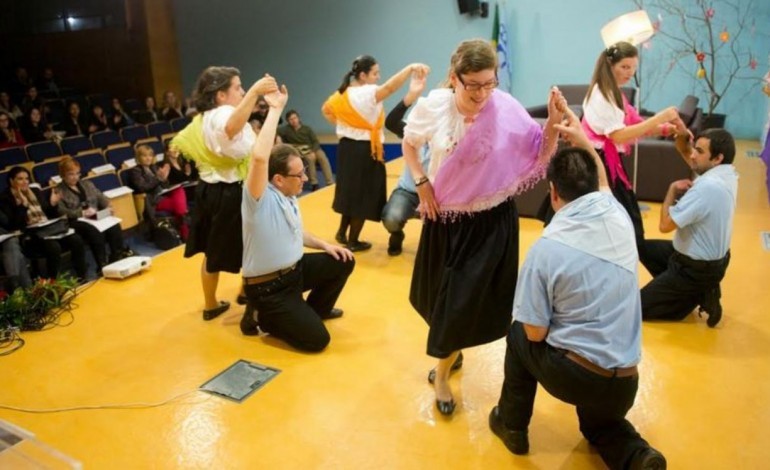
[
  {"xmin": 23, "ymin": 232, "xmax": 88, "ymax": 280},
  {"xmin": 244, "ymin": 253, "xmax": 355, "ymax": 352},
  {"xmin": 498, "ymin": 322, "xmax": 651, "ymax": 470},
  {"xmin": 641, "ymin": 240, "xmax": 730, "ymax": 321},
  {"xmin": 70, "ymin": 220, "xmax": 125, "ymax": 266}
]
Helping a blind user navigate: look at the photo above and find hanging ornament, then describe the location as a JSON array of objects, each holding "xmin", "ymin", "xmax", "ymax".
[
  {"xmin": 697, "ymin": 68, "xmax": 706, "ymax": 79},
  {"xmin": 696, "ymin": 52, "xmax": 706, "ymax": 63},
  {"xmin": 750, "ymin": 57, "xmax": 758, "ymax": 70},
  {"xmin": 706, "ymin": 8, "xmax": 715, "ymax": 19},
  {"xmin": 653, "ymin": 20, "xmax": 661, "ymax": 32},
  {"xmin": 720, "ymin": 28, "xmax": 730, "ymax": 42}
]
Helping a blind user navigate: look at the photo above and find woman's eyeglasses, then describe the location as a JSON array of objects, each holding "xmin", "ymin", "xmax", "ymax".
[{"xmin": 457, "ymin": 75, "xmax": 499, "ymax": 92}]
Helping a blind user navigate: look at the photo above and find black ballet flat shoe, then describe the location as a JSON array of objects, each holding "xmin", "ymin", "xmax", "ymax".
[
  {"xmin": 428, "ymin": 352, "xmax": 464, "ymax": 384},
  {"xmin": 347, "ymin": 241, "xmax": 372, "ymax": 252},
  {"xmin": 239, "ymin": 304, "xmax": 260, "ymax": 336},
  {"xmin": 436, "ymin": 398, "xmax": 456, "ymax": 416},
  {"xmin": 202, "ymin": 300, "xmax": 230, "ymax": 321},
  {"xmin": 236, "ymin": 294, "xmax": 248, "ymax": 305},
  {"xmin": 335, "ymin": 231, "xmax": 348, "ymax": 245},
  {"xmin": 320, "ymin": 308, "xmax": 344, "ymax": 320}
]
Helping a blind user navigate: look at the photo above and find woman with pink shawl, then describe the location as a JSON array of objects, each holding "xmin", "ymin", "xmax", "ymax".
[
  {"xmin": 580, "ymin": 41, "xmax": 685, "ymax": 274},
  {"xmin": 402, "ymin": 39, "xmax": 565, "ymax": 416}
]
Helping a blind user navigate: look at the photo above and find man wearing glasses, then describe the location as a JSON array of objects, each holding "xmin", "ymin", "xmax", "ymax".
[{"xmin": 240, "ymin": 84, "xmax": 355, "ymax": 352}]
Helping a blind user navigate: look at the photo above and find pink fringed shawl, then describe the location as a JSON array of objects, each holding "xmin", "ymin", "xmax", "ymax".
[
  {"xmin": 581, "ymin": 94, "xmax": 643, "ymax": 190},
  {"xmin": 431, "ymin": 90, "xmax": 554, "ymax": 217}
]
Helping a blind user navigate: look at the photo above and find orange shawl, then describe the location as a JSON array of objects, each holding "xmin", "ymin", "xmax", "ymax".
[{"xmin": 324, "ymin": 90, "xmax": 385, "ymax": 161}]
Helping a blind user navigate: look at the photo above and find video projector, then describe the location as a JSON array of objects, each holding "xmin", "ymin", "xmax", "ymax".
[{"xmin": 102, "ymin": 256, "xmax": 152, "ymax": 279}]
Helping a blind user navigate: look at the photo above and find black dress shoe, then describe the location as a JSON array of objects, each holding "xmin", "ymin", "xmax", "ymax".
[
  {"xmin": 236, "ymin": 294, "xmax": 248, "ymax": 305},
  {"xmin": 239, "ymin": 304, "xmax": 259, "ymax": 336},
  {"xmin": 428, "ymin": 352, "xmax": 464, "ymax": 384},
  {"xmin": 489, "ymin": 406, "xmax": 529, "ymax": 455},
  {"xmin": 320, "ymin": 308, "xmax": 344, "ymax": 320},
  {"xmin": 436, "ymin": 398, "xmax": 456, "ymax": 416},
  {"xmin": 335, "ymin": 231, "xmax": 347, "ymax": 245},
  {"xmin": 699, "ymin": 286, "xmax": 722, "ymax": 328},
  {"xmin": 630, "ymin": 447, "xmax": 667, "ymax": 470},
  {"xmin": 387, "ymin": 244, "xmax": 402, "ymax": 256},
  {"xmin": 347, "ymin": 240, "xmax": 372, "ymax": 252},
  {"xmin": 202, "ymin": 300, "xmax": 230, "ymax": 321}
]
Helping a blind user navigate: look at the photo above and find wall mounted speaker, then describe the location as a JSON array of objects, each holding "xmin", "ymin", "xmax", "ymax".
[{"xmin": 458, "ymin": 0, "xmax": 480, "ymax": 15}]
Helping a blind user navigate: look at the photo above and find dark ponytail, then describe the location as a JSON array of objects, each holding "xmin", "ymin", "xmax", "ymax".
[{"xmin": 337, "ymin": 55, "xmax": 378, "ymax": 94}]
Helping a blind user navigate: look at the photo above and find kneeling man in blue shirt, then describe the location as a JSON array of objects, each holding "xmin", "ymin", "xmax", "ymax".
[
  {"xmin": 489, "ymin": 109, "xmax": 666, "ymax": 470},
  {"xmin": 240, "ymin": 84, "xmax": 355, "ymax": 352},
  {"xmin": 641, "ymin": 128, "xmax": 737, "ymax": 327}
]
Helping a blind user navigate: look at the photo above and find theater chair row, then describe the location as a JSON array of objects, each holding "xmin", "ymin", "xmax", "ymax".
[{"xmin": 0, "ymin": 117, "xmax": 190, "ymax": 168}]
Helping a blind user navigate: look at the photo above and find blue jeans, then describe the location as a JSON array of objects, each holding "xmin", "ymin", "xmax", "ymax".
[{"xmin": 381, "ymin": 188, "xmax": 419, "ymax": 248}]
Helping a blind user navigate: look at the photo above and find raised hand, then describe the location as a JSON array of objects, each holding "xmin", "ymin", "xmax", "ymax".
[
  {"xmin": 264, "ymin": 84, "xmax": 289, "ymax": 110},
  {"xmin": 49, "ymin": 187, "xmax": 62, "ymax": 206},
  {"xmin": 547, "ymin": 86, "xmax": 567, "ymax": 120},
  {"xmin": 252, "ymin": 74, "xmax": 278, "ymax": 96},
  {"xmin": 410, "ymin": 63, "xmax": 431, "ymax": 76},
  {"xmin": 655, "ymin": 106, "xmax": 679, "ymax": 124},
  {"xmin": 553, "ymin": 107, "xmax": 591, "ymax": 150}
]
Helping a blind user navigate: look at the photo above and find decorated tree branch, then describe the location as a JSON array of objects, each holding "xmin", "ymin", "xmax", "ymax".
[{"xmin": 633, "ymin": 0, "xmax": 764, "ymax": 118}]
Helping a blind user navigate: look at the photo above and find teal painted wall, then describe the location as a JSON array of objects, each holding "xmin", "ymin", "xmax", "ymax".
[{"xmin": 172, "ymin": 0, "xmax": 769, "ymax": 139}]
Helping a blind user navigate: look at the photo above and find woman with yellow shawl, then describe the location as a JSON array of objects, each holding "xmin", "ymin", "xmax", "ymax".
[{"xmin": 322, "ymin": 57, "xmax": 429, "ymax": 251}]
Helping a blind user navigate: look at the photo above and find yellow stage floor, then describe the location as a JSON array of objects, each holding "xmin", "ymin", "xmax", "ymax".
[{"xmin": 1, "ymin": 141, "xmax": 769, "ymax": 468}]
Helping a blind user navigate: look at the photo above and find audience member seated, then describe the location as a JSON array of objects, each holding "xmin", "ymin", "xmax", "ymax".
[
  {"xmin": 0, "ymin": 112, "xmax": 26, "ymax": 149},
  {"xmin": 163, "ymin": 142, "xmax": 198, "ymax": 202},
  {"xmin": 21, "ymin": 86, "xmax": 44, "ymax": 114},
  {"xmin": 58, "ymin": 101, "xmax": 89, "ymax": 137},
  {"xmin": 0, "ymin": 226, "xmax": 32, "ymax": 291},
  {"xmin": 278, "ymin": 109, "xmax": 334, "ymax": 191},
  {"xmin": 125, "ymin": 144, "xmax": 189, "ymax": 239},
  {"xmin": 88, "ymin": 104, "xmax": 111, "ymax": 134},
  {"xmin": 0, "ymin": 166, "xmax": 87, "ymax": 281},
  {"xmin": 37, "ymin": 68, "xmax": 60, "ymax": 94},
  {"xmin": 0, "ymin": 92, "xmax": 23, "ymax": 122},
  {"xmin": 54, "ymin": 157, "xmax": 134, "ymax": 271},
  {"xmin": 19, "ymin": 107, "xmax": 55, "ymax": 144},
  {"xmin": 110, "ymin": 98, "xmax": 134, "ymax": 130},
  {"xmin": 161, "ymin": 91, "xmax": 186, "ymax": 121},
  {"xmin": 9, "ymin": 67, "xmax": 33, "ymax": 98},
  {"xmin": 143, "ymin": 97, "xmax": 160, "ymax": 122},
  {"xmin": 183, "ymin": 96, "xmax": 198, "ymax": 117}
]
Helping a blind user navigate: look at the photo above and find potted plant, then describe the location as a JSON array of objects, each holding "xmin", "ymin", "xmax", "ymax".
[
  {"xmin": 0, "ymin": 275, "xmax": 79, "ymax": 332},
  {"xmin": 633, "ymin": 0, "xmax": 765, "ymax": 128}
]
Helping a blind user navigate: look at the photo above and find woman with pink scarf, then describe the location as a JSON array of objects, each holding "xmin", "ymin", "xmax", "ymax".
[
  {"xmin": 402, "ymin": 39, "xmax": 565, "ymax": 416},
  {"xmin": 581, "ymin": 41, "xmax": 685, "ymax": 273}
]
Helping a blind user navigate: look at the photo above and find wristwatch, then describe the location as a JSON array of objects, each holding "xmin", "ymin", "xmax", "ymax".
[{"xmin": 414, "ymin": 175, "xmax": 429, "ymax": 187}]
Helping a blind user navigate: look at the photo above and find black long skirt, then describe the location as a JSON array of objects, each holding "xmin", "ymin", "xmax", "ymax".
[
  {"xmin": 332, "ymin": 138, "xmax": 386, "ymax": 221},
  {"xmin": 410, "ymin": 199, "xmax": 519, "ymax": 358}
]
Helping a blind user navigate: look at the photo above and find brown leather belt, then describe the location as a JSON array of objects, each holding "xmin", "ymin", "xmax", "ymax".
[
  {"xmin": 243, "ymin": 263, "xmax": 297, "ymax": 285},
  {"xmin": 564, "ymin": 350, "xmax": 638, "ymax": 378}
]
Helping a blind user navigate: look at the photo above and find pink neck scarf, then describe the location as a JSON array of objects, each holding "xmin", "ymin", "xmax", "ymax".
[
  {"xmin": 581, "ymin": 94, "xmax": 643, "ymax": 190},
  {"xmin": 431, "ymin": 90, "xmax": 554, "ymax": 218}
]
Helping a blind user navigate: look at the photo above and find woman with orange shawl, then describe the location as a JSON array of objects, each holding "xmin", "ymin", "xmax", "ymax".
[{"xmin": 322, "ymin": 57, "xmax": 429, "ymax": 251}]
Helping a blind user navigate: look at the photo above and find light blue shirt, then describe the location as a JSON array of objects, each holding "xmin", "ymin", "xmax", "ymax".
[
  {"xmin": 396, "ymin": 146, "xmax": 431, "ymax": 193},
  {"xmin": 514, "ymin": 238, "xmax": 642, "ymax": 369},
  {"xmin": 671, "ymin": 164, "xmax": 738, "ymax": 260},
  {"xmin": 241, "ymin": 185, "xmax": 303, "ymax": 277}
]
